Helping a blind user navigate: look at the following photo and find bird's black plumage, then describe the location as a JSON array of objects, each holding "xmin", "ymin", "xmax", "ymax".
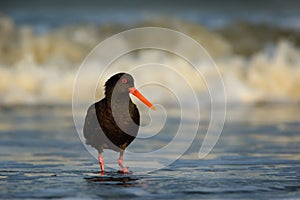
[{"xmin": 83, "ymin": 73, "xmax": 140, "ymax": 154}]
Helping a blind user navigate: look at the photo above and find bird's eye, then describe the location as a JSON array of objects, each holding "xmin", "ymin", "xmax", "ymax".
[{"xmin": 121, "ymin": 78, "xmax": 127, "ymax": 84}]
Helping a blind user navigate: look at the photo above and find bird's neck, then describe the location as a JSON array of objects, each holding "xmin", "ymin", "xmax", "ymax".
[{"xmin": 106, "ymin": 93, "xmax": 132, "ymax": 109}]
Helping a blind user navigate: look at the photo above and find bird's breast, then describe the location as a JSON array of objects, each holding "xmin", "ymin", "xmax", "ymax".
[{"xmin": 98, "ymin": 100, "xmax": 138, "ymax": 136}]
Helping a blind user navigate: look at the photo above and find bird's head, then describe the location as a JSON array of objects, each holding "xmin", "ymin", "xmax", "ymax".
[{"xmin": 105, "ymin": 73, "xmax": 155, "ymax": 110}]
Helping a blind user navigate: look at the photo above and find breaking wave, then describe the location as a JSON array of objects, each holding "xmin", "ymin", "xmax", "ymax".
[{"xmin": 0, "ymin": 15, "xmax": 300, "ymax": 105}]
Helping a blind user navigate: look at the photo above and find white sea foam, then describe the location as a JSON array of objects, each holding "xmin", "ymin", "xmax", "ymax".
[{"xmin": 0, "ymin": 15, "xmax": 300, "ymax": 105}]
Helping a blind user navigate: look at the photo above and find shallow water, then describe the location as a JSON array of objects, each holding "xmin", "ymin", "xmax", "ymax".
[{"xmin": 0, "ymin": 104, "xmax": 300, "ymax": 199}]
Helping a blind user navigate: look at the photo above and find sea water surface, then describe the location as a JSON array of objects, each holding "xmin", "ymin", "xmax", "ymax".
[{"xmin": 0, "ymin": 104, "xmax": 299, "ymax": 199}]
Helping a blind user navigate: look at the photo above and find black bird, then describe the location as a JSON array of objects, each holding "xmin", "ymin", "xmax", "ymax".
[{"xmin": 83, "ymin": 73, "xmax": 155, "ymax": 174}]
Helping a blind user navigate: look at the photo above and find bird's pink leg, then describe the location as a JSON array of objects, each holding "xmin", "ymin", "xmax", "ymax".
[
  {"xmin": 118, "ymin": 150, "xmax": 129, "ymax": 173},
  {"xmin": 98, "ymin": 153, "xmax": 105, "ymax": 175}
]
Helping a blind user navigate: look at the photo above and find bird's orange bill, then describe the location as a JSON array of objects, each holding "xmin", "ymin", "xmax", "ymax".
[{"xmin": 129, "ymin": 87, "xmax": 155, "ymax": 110}]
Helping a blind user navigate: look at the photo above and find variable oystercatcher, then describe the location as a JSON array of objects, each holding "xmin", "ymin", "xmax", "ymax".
[{"xmin": 83, "ymin": 73, "xmax": 155, "ymax": 174}]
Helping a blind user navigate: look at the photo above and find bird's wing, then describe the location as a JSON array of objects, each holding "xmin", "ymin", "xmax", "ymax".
[{"xmin": 83, "ymin": 103, "xmax": 104, "ymax": 148}]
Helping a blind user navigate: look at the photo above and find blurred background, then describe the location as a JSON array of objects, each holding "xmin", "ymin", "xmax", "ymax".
[
  {"xmin": 1, "ymin": 1, "xmax": 300, "ymax": 199},
  {"xmin": 0, "ymin": 0, "xmax": 300, "ymax": 104}
]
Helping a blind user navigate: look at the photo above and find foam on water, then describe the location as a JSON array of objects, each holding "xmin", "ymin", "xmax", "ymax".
[{"xmin": 1, "ymin": 15, "xmax": 300, "ymax": 105}]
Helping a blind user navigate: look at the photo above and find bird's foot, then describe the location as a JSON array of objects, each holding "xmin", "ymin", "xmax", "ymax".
[
  {"xmin": 118, "ymin": 167, "xmax": 130, "ymax": 174},
  {"xmin": 99, "ymin": 171, "xmax": 105, "ymax": 176}
]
